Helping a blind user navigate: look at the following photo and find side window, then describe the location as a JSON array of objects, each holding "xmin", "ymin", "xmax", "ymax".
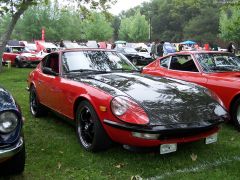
[
  {"xmin": 42, "ymin": 53, "xmax": 59, "ymax": 74},
  {"xmin": 160, "ymin": 57, "xmax": 170, "ymax": 68},
  {"xmin": 5, "ymin": 47, "xmax": 11, "ymax": 52},
  {"xmin": 169, "ymin": 55, "xmax": 198, "ymax": 72}
]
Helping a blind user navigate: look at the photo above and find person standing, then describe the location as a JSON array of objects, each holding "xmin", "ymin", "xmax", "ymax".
[
  {"xmin": 150, "ymin": 41, "xmax": 156, "ymax": 58},
  {"xmin": 59, "ymin": 39, "xmax": 64, "ymax": 48},
  {"xmin": 156, "ymin": 41, "xmax": 164, "ymax": 57},
  {"xmin": 227, "ymin": 42, "xmax": 236, "ymax": 54}
]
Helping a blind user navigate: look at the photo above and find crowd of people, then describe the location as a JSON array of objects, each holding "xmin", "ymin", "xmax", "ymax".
[{"xmin": 149, "ymin": 40, "xmax": 238, "ymax": 59}]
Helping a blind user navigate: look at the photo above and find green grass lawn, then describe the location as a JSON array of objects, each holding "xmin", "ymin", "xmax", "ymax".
[{"xmin": 1, "ymin": 67, "xmax": 240, "ymax": 179}]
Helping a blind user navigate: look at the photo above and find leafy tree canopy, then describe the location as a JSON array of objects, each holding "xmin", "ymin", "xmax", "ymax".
[{"xmin": 119, "ymin": 10, "xmax": 149, "ymax": 42}]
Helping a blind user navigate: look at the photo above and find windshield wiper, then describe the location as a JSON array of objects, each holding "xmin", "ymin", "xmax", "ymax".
[
  {"xmin": 67, "ymin": 69, "xmax": 109, "ymax": 74},
  {"xmin": 111, "ymin": 68, "xmax": 140, "ymax": 72}
]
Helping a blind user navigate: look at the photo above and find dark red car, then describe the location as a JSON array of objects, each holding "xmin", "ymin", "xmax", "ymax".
[
  {"xmin": 27, "ymin": 49, "xmax": 227, "ymax": 154},
  {"xmin": 143, "ymin": 51, "xmax": 240, "ymax": 129},
  {"xmin": 2, "ymin": 45, "xmax": 42, "ymax": 68}
]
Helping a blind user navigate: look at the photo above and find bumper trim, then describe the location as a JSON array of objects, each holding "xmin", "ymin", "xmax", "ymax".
[{"xmin": 0, "ymin": 137, "xmax": 24, "ymax": 159}]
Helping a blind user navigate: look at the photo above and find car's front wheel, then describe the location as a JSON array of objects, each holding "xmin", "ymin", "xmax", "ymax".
[
  {"xmin": 29, "ymin": 86, "xmax": 46, "ymax": 117},
  {"xmin": 232, "ymin": 98, "xmax": 240, "ymax": 131},
  {"xmin": 15, "ymin": 59, "xmax": 23, "ymax": 68},
  {"xmin": 76, "ymin": 101, "xmax": 112, "ymax": 152}
]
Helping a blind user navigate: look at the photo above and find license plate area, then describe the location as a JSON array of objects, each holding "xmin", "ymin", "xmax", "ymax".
[
  {"xmin": 160, "ymin": 143, "xmax": 177, "ymax": 154},
  {"xmin": 205, "ymin": 133, "xmax": 218, "ymax": 144}
]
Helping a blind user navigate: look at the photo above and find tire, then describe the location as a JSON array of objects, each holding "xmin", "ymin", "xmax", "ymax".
[
  {"xmin": 132, "ymin": 59, "xmax": 138, "ymax": 66},
  {"xmin": 0, "ymin": 143, "xmax": 25, "ymax": 175},
  {"xmin": 15, "ymin": 59, "xmax": 23, "ymax": 68},
  {"xmin": 29, "ymin": 86, "xmax": 47, "ymax": 117},
  {"xmin": 76, "ymin": 101, "xmax": 112, "ymax": 152},
  {"xmin": 232, "ymin": 98, "xmax": 240, "ymax": 131}
]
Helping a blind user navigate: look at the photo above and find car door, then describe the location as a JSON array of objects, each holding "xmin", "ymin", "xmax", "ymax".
[
  {"xmin": 37, "ymin": 53, "xmax": 62, "ymax": 112},
  {"xmin": 165, "ymin": 54, "xmax": 207, "ymax": 85}
]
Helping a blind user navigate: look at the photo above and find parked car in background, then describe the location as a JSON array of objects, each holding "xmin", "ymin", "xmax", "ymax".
[
  {"xmin": 35, "ymin": 41, "xmax": 59, "ymax": 53},
  {"xmin": 163, "ymin": 42, "xmax": 176, "ymax": 55},
  {"xmin": 62, "ymin": 41, "xmax": 80, "ymax": 49},
  {"xmin": 116, "ymin": 47, "xmax": 153, "ymax": 65},
  {"xmin": 15, "ymin": 52, "xmax": 43, "ymax": 68},
  {"xmin": 2, "ymin": 44, "xmax": 25, "ymax": 65},
  {"xmin": 28, "ymin": 48, "xmax": 227, "ymax": 154},
  {"xmin": 0, "ymin": 86, "xmax": 25, "ymax": 175},
  {"xmin": 86, "ymin": 40, "xmax": 98, "ymax": 48},
  {"xmin": 143, "ymin": 51, "xmax": 240, "ymax": 129},
  {"xmin": 25, "ymin": 43, "xmax": 37, "ymax": 53},
  {"xmin": 2, "ymin": 40, "xmax": 44, "ymax": 67}
]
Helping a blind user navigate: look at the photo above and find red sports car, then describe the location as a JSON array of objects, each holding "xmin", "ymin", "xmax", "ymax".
[
  {"xmin": 27, "ymin": 49, "xmax": 228, "ymax": 154},
  {"xmin": 143, "ymin": 51, "xmax": 240, "ymax": 129}
]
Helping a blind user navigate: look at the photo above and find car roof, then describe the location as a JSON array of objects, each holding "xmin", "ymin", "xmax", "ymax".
[
  {"xmin": 54, "ymin": 48, "xmax": 116, "ymax": 53},
  {"xmin": 170, "ymin": 51, "xmax": 231, "ymax": 55}
]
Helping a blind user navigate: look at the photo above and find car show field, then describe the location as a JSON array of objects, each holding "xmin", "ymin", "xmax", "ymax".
[{"xmin": 1, "ymin": 67, "xmax": 240, "ymax": 179}]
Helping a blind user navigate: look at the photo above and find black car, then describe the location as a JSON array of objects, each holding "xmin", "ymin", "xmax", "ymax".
[
  {"xmin": 0, "ymin": 87, "xmax": 25, "ymax": 175},
  {"xmin": 116, "ymin": 47, "xmax": 153, "ymax": 66}
]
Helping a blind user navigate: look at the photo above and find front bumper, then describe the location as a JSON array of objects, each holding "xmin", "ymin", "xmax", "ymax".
[
  {"xmin": 0, "ymin": 137, "xmax": 24, "ymax": 159},
  {"xmin": 103, "ymin": 119, "xmax": 221, "ymax": 146}
]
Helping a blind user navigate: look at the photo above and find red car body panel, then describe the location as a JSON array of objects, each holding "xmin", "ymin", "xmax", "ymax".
[{"xmin": 143, "ymin": 51, "xmax": 240, "ymax": 112}]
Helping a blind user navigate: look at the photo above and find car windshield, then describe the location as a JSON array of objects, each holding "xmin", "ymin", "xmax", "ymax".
[
  {"xmin": 12, "ymin": 46, "xmax": 25, "ymax": 53},
  {"xmin": 62, "ymin": 50, "xmax": 137, "ymax": 73},
  {"xmin": 195, "ymin": 53, "xmax": 240, "ymax": 72}
]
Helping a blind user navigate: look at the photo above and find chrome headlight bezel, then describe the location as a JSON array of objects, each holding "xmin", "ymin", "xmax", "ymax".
[{"xmin": 0, "ymin": 111, "xmax": 19, "ymax": 133}]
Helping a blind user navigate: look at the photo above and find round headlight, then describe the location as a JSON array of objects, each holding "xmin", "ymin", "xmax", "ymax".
[
  {"xmin": 111, "ymin": 96, "xmax": 129, "ymax": 116},
  {"xmin": 111, "ymin": 96, "xmax": 149, "ymax": 125},
  {"xmin": 0, "ymin": 111, "xmax": 18, "ymax": 133}
]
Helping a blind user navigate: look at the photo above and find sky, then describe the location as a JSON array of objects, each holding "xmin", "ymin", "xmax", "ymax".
[{"xmin": 109, "ymin": 0, "xmax": 151, "ymax": 15}]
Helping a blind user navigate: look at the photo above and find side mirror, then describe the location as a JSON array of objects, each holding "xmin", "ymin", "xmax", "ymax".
[{"xmin": 42, "ymin": 67, "xmax": 58, "ymax": 76}]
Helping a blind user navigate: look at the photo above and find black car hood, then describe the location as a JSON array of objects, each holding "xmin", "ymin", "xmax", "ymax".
[{"xmin": 69, "ymin": 73, "xmax": 227, "ymax": 126}]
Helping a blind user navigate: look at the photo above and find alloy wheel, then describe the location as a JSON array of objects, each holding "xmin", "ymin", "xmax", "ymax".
[{"xmin": 77, "ymin": 106, "xmax": 94, "ymax": 148}]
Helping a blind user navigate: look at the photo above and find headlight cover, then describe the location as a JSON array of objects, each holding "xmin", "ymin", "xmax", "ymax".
[
  {"xmin": 111, "ymin": 96, "xmax": 149, "ymax": 125},
  {"xmin": 0, "ymin": 111, "xmax": 19, "ymax": 133}
]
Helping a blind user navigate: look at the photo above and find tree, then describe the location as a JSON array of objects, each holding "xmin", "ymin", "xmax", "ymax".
[
  {"xmin": 184, "ymin": 6, "xmax": 220, "ymax": 44},
  {"xmin": 219, "ymin": 6, "xmax": 240, "ymax": 45},
  {"xmin": 111, "ymin": 16, "xmax": 121, "ymax": 41},
  {"xmin": 0, "ymin": 0, "xmax": 115, "ymax": 70},
  {"xmin": 82, "ymin": 12, "xmax": 113, "ymax": 41},
  {"xmin": 119, "ymin": 10, "xmax": 149, "ymax": 42}
]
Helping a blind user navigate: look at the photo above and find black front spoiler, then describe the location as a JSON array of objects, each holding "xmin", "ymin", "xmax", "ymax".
[{"xmin": 103, "ymin": 119, "xmax": 223, "ymax": 138}]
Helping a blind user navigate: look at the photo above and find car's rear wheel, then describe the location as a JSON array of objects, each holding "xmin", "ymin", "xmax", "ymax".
[
  {"xmin": 29, "ymin": 86, "xmax": 46, "ymax": 117},
  {"xmin": 232, "ymin": 98, "xmax": 240, "ymax": 131},
  {"xmin": 76, "ymin": 101, "xmax": 112, "ymax": 152},
  {"xmin": 0, "ymin": 142, "xmax": 25, "ymax": 175}
]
